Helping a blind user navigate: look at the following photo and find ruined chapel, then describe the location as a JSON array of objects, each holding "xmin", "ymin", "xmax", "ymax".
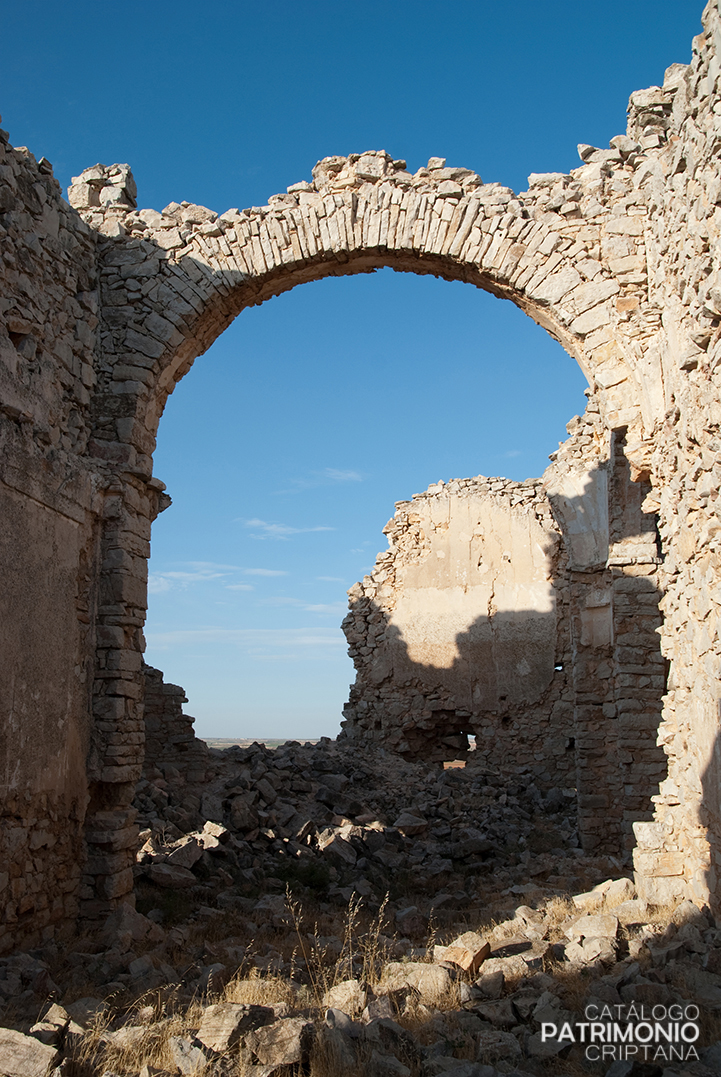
[{"xmin": 3, "ymin": 1, "xmax": 721, "ymax": 954}]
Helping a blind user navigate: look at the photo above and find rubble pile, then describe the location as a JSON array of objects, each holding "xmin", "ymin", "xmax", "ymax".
[
  {"xmin": 2, "ymin": 741, "xmax": 721, "ymax": 1074},
  {"xmin": 132, "ymin": 737, "xmax": 587, "ymax": 916}
]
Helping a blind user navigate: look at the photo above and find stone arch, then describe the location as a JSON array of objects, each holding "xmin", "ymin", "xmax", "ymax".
[
  {"xmin": 6, "ymin": 2, "xmax": 721, "ymax": 950},
  {"xmin": 73, "ymin": 149, "xmax": 654, "ymax": 469},
  {"xmin": 68, "ymin": 148, "xmax": 667, "ymax": 916}
]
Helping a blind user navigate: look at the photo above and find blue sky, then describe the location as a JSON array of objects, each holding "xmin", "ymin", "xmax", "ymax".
[{"xmin": 1, "ymin": 1, "xmax": 702, "ymax": 738}]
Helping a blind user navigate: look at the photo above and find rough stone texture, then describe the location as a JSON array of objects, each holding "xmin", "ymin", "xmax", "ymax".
[
  {"xmin": 195, "ymin": 1002, "xmax": 274, "ymax": 1052},
  {"xmin": 0, "ymin": 136, "xmax": 104, "ymax": 956},
  {"xmin": 341, "ymin": 473, "xmax": 574, "ymax": 772},
  {"xmin": 5, "ymin": 879, "xmax": 721, "ymax": 1077},
  {"xmin": 244, "ymin": 1016, "xmax": 316, "ymax": 1067},
  {"xmin": 342, "ymin": 402, "xmax": 667, "ymax": 855},
  {"xmin": 0, "ymin": 1028, "xmax": 59, "ymax": 1077},
  {"xmin": 141, "ymin": 664, "xmax": 209, "ymax": 783},
  {"xmin": 3, "ymin": 1, "xmax": 721, "ymax": 947}
]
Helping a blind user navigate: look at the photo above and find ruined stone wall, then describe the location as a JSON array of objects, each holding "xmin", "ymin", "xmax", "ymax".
[
  {"xmin": 141, "ymin": 665, "xmax": 209, "ymax": 784},
  {"xmin": 341, "ymin": 476, "xmax": 575, "ymax": 783},
  {"xmin": 342, "ymin": 394, "xmax": 668, "ymax": 856},
  {"xmin": 0, "ymin": 127, "xmax": 102, "ymax": 952},
  {"xmin": 545, "ymin": 402, "xmax": 668, "ymax": 856},
  {"xmin": 2, "ymin": 0, "xmax": 721, "ymax": 951},
  {"xmin": 59, "ymin": 142, "xmax": 667, "ymax": 926},
  {"xmin": 0, "ymin": 134, "xmax": 170, "ymax": 949},
  {"xmin": 628, "ymin": 1, "xmax": 721, "ymax": 906}
]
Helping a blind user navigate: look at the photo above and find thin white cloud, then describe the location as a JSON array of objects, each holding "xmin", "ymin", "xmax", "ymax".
[
  {"xmin": 274, "ymin": 467, "xmax": 363, "ymax": 494},
  {"xmin": 317, "ymin": 576, "xmax": 345, "ymax": 582},
  {"xmin": 148, "ymin": 575, "xmax": 172, "ymax": 594},
  {"xmin": 243, "ymin": 518, "xmax": 334, "ymax": 540},
  {"xmin": 243, "ymin": 568, "xmax": 288, "ymax": 577},
  {"xmin": 183, "ymin": 560, "xmax": 243, "ymax": 571},
  {"xmin": 162, "ymin": 570, "xmax": 225, "ymax": 581},
  {"xmin": 323, "ymin": 468, "xmax": 362, "ymax": 483},
  {"xmin": 148, "ymin": 561, "xmax": 289, "ymax": 594},
  {"xmin": 145, "ymin": 627, "xmax": 346, "ymax": 657},
  {"xmin": 255, "ymin": 596, "xmax": 347, "ymax": 613},
  {"xmin": 251, "ymin": 654, "xmax": 304, "ymax": 661},
  {"xmin": 504, "ymin": 449, "xmax": 522, "ymax": 458},
  {"xmin": 148, "ymin": 563, "xmax": 229, "ymax": 592}
]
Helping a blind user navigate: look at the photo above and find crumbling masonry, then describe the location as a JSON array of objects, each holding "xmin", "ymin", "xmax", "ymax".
[
  {"xmin": 2, "ymin": 1, "xmax": 721, "ymax": 951},
  {"xmin": 340, "ymin": 408, "xmax": 667, "ymax": 869}
]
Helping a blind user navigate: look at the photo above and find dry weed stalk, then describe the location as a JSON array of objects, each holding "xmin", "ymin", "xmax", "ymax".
[
  {"xmin": 285, "ymin": 887, "xmax": 393, "ymax": 1007},
  {"xmin": 357, "ymin": 893, "xmax": 392, "ymax": 988},
  {"xmin": 541, "ymin": 894, "xmax": 576, "ymax": 932},
  {"xmin": 47, "ymin": 888, "xmax": 700, "ymax": 1076},
  {"xmin": 72, "ymin": 997, "xmax": 204, "ymax": 1075}
]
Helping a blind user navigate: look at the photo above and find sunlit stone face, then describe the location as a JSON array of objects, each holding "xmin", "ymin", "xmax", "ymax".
[{"xmin": 387, "ymin": 493, "xmax": 558, "ymax": 709}]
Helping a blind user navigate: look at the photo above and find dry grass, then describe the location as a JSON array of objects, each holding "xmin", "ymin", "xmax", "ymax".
[
  {"xmin": 224, "ymin": 969, "xmax": 300, "ymax": 1008},
  {"xmin": 72, "ymin": 996, "xmax": 206, "ymax": 1074},
  {"xmin": 284, "ymin": 888, "xmax": 394, "ymax": 1006},
  {"xmin": 63, "ymin": 892, "xmax": 453, "ymax": 1075},
  {"xmin": 643, "ymin": 900, "xmax": 689, "ymax": 926},
  {"xmin": 540, "ymin": 894, "xmax": 577, "ymax": 933},
  {"xmin": 39, "ymin": 891, "xmax": 721, "ymax": 1077},
  {"xmin": 307, "ymin": 1027, "xmax": 369, "ymax": 1077},
  {"xmin": 399, "ymin": 979, "xmax": 466, "ymax": 1029}
]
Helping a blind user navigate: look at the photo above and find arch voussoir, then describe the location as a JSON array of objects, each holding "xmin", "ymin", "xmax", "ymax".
[{"xmin": 71, "ymin": 151, "xmax": 654, "ymax": 467}]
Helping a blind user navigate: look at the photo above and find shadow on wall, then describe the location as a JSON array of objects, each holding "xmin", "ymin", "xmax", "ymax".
[
  {"xmin": 546, "ymin": 429, "xmax": 669, "ymax": 856},
  {"xmin": 341, "ymin": 444, "xmax": 669, "ymax": 858},
  {"xmin": 703, "ymin": 719, "xmax": 721, "ymax": 906},
  {"xmin": 637, "ymin": 700, "xmax": 721, "ymax": 909},
  {"xmin": 343, "ymin": 575, "xmax": 669, "ymax": 862},
  {"xmin": 343, "ymin": 600, "xmax": 573, "ymax": 770}
]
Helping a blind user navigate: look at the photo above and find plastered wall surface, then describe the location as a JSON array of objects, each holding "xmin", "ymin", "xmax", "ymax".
[
  {"xmin": 2, "ymin": 1, "xmax": 721, "ymax": 948},
  {"xmin": 341, "ymin": 476, "xmax": 572, "ymax": 773},
  {"xmin": 386, "ymin": 491, "xmax": 559, "ymax": 704}
]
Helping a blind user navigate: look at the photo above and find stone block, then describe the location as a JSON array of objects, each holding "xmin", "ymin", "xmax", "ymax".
[
  {"xmin": 379, "ymin": 962, "xmax": 451, "ymax": 1002},
  {"xmin": 245, "ymin": 1016, "xmax": 316, "ymax": 1066},
  {"xmin": 564, "ymin": 913, "xmax": 618, "ymax": 940},
  {"xmin": 168, "ymin": 1035, "xmax": 207, "ymax": 1075},
  {"xmin": 166, "ymin": 837, "xmax": 203, "ymax": 869},
  {"xmin": 95, "ymin": 867, "xmax": 134, "ymax": 901},
  {"xmin": 147, "ymin": 862, "xmax": 196, "ymax": 889},
  {"xmin": 634, "ymin": 851, "xmax": 686, "ymax": 877},
  {"xmin": 324, "ymin": 978, "xmax": 367, "ymax": 1015},
  {"xmin": 571, "ymin": 303, "xmax": 612, "ymax": 334},
  {"xmin": 196, "ymin": 1002, "xmax": 274, "ymax": 1052},
  {"xmin": 392, "ymin": 812, "xmax": 428, "ymax": 836},
  {"xmin": 0, "ymin": 1029, "xmax": 60, "ymax": 1076},
  {"xmin": 441, "ymin": 931, "xmax": 490, "ymax": 974}
]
